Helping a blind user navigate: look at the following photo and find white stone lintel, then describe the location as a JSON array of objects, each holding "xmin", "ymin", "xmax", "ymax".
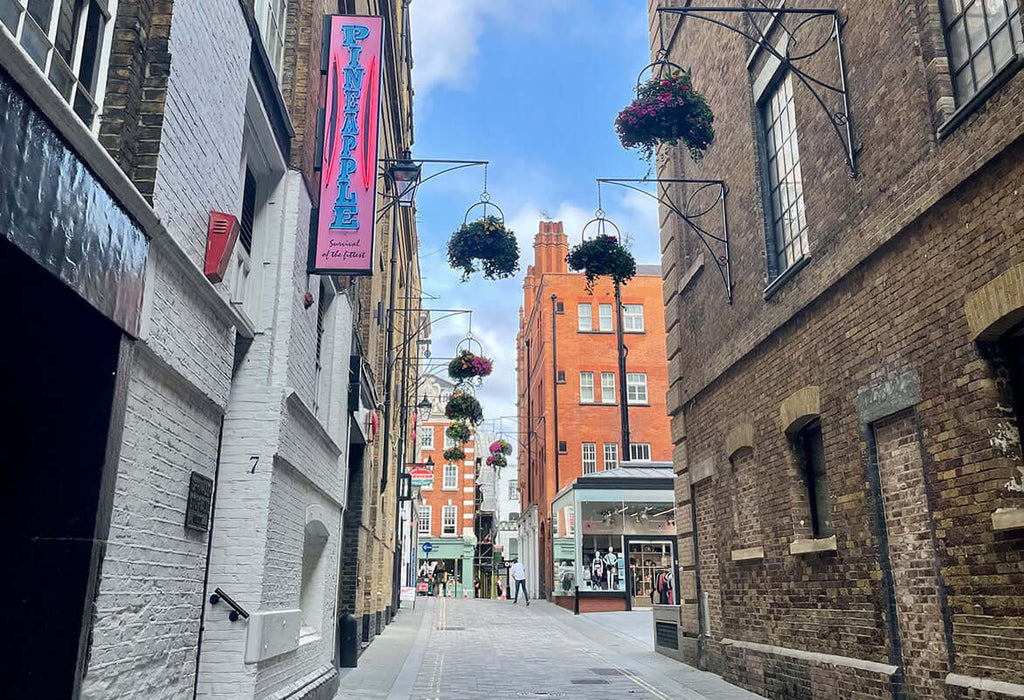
[
  {"xmin": 789, "ymin": 535, "xmax": 837, "ymax": 555},
  {"xmin": 731, "ymin": 546, "xmax": 765, "ymax": 562},
  {"xmin": 992, "ymin": 507, "xmax": 1024, "ymax": 532}
]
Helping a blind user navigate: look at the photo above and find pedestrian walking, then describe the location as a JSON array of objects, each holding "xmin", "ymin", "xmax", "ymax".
[{"xmin": 510, "ymin": 558, "xmax": 529, "ymax": 606}]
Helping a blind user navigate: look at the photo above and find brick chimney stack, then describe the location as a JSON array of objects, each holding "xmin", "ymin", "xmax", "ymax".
[{"xmin": 533, "ymin": 220, "xmax": 568, "ymax": 275}]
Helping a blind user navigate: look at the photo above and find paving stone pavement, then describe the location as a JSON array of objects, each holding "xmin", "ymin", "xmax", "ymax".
[{"xmin": 335, "ymin": 597, "xmax": 764, "ymax": 700}]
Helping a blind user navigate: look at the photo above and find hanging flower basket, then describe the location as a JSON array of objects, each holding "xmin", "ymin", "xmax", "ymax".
[
  {"xmin": 490, "ymin": 439, "xmax": 512, "ymax": 456},
  {"xmin": 447, "ymin": 216, "xmax": 520, "ymax": 282},
  {"xmin": 445, "ymin": 391, "xmax": 484, "ymax": 425},
  {"xmin": 486, "ymin": 454, "xmax": 507, "ymax": 468},
  {"xmin": 446, "ymin": 421, "xmax": 472, "ymax": 445},
  {"xmin": 443, "ymin": 446, "xmax": 466, "ymax": 463},
  {"xmin": 615, "ymin": 69, "xmax": 715, "ymax": 163},
  {"xmin": 566, "ymin": 234, "xmax": 637, "ymax": 293},
  {"xmin": 447, "ymin": 349, "xmax": 494, "ymax": 381}
]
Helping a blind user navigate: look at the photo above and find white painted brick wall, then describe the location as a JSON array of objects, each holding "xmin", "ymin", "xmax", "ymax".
[
  {"xmin": 83, "ymin": 2, "xmax": 261, "ymax": 697},
  {"xmin": 152, "ymin": 0, "xmax": 249, "ymax": 266},
  {"xmin": 81, "ymin": 356, "xmax": 223, "ymax": 700},
  {"xmin": 198, "ymin": 171, "xmax": 353, "ymax": 698}
]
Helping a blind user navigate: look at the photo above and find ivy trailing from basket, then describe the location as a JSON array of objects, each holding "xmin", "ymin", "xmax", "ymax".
[
  {"xmin": 446, "ymin": 421, "xmax": 472, "ymax": 445},
  {"xmin": 443, "ymin": 446, "xmax": 466, "ymax": 463},
  {"xmin": 447, "ymin": 349, "xmax": 493, "ymax": 381},
  {"xmin": 615, "ymin": 69, "xmax": 715, "ymax": 163},
  {"xmin": 447, "ymin": 216, "xmax": 521, "ymax": 282},
  {"xmin": 566, "ymin": 234, "xmax": 637, "ymax": 293},
  {"xmin": 489, "ymin": 439, "xmax": 512, "ymax": 456},
  {"xmin": 445, "ymin": 390, "xmax": 484, "ymax": 425},
  {"xmin": 486, "ymin": 454, "xmax": 507, "ymax": 468}
]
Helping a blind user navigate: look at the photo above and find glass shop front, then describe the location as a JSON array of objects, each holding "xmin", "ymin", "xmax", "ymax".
[{"xmin": 551, "ymin": 478, "xmax": 678, "ymax": 612}]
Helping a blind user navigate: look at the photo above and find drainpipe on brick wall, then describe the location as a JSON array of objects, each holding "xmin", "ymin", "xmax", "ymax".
[
  {"xmin": 192, "ymin": 417, "xmax": 225, "ymax": 700},
  {"xmin": 525, "ymin": 338, "xmax": 532, "ymax": 506},
  {"xmin": 551, "ymin": 294, "xmax": 559, "ymax": 490}
]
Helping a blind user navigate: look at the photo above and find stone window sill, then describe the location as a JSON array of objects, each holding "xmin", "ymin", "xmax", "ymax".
[
  {"xmin": 298, "ymin": 628, "xmax": 320, "ymax": 647},
  {"xmin": 731, "ymin": 546, "xmax": 765, "ymax": 562},
  {"xmin": 937, "ymin": 57, "xmax": 1024, "ymax": 140},
  {"xmin": 789, "ymin": 535, "xmax": 837, "ymax": 555},
  {"xmin": 578, "ymin": 330, "xmax": 615, "ymax": 335},
  {"xmin": 992, "ymin": 507, "xmax": 1024, "ymax": 532}
]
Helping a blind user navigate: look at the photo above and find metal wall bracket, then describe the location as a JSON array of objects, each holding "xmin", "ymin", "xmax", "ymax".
[
  {"xmin": 597, "ymin": 178, "xmax": 732, "ymax": 304},
  {"xmin": 658, "ymin": 6, "xmax": 860, "ymax": 178}
]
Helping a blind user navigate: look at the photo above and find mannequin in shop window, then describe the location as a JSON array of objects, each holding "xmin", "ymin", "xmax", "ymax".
[
  {"xmin": 603, "ymin": 547, "xmax": 619, "ymax": 589},
  {"xmin": 559, "ymin": 560, "xmax": 575, "ymax": 594},
  {"xmin": 591, "ymin": 551, "xmax": 605, "ymax": 589}
]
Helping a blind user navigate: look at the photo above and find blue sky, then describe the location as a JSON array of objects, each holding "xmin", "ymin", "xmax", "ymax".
[{"xmin": 409, "ymin": 0, "xmax": 659, "ymax": 438}]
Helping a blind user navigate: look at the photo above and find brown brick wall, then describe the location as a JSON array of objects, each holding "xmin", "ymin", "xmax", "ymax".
[
  {"xmin": 98, "ymin": 0, "xmax": 174, "ymax": 200},
  {"xmin": 653, "ymin": 1, "xmax": 1024, "ymax": 697},
  {"xmin": 873, "ymin": 409, "xmax": 949, "ymax": 697},
  {"xmin": 669, "ymin": 138, "xmax": 1024, "ymax": 698}
]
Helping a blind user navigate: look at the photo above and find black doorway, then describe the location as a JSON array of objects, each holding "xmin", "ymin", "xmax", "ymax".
[{"xmin": 0, "ymin": 240, "xmax": 124, "ymax": 697}]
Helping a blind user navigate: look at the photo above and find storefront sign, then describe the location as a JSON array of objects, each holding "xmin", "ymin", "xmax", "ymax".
[
  {"xmin": 409, "ymin": 466, "xmax": 434, "ymax": 487},
  {"xmin": 311, "ymin": 15, "xmax": 383, "ymax": 275}
]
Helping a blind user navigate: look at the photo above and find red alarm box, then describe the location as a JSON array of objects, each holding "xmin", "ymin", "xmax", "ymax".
[{"xmin": 204, "ymin": 211, "xmax": 240, "ymax": 283}]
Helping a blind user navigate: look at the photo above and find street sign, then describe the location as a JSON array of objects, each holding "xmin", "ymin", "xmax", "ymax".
[
  {"xmin": 502, "ymin": 560, "xmax": 512, "ymax": 569},
  {"xmin": 422, "ymin": 542, "xmax": 433, "ymax": 553}
]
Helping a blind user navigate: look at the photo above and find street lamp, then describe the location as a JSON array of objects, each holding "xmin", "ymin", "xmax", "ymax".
[
  {"xmin": 416, "ymin": 397, "xmax": 432, "ymax": 423},
  {"xmin": 390, "ymin": 157, "xmax": 422, "ymax": 207}
]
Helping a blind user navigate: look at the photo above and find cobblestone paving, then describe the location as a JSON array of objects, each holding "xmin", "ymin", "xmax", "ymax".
[{"xmin": 335, "ymin": 597, "xmax": 763, "ymax": 700}]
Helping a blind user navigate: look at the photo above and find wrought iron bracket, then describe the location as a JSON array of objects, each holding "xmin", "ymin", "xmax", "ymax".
[
  {"xmin": 657, "ymin": 6, "xmax": 860, "ymax": 178},
  {"xmin": 597, "ymin": 178, "xmax": 733, "ymax": 304},
  {"xmin": 375, "ymin": 158, "xmax": 489, "ymax": 222}
]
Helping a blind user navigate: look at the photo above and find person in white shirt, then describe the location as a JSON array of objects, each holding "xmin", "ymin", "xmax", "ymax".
[{"xmin": 510, "ymin": 558, "xmax": 529, "ymax": 606}]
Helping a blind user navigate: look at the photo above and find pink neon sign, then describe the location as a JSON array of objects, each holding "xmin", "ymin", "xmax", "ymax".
[{"xmin": 311, "ymin": 15, "xmax": 383, "ymax": 275}]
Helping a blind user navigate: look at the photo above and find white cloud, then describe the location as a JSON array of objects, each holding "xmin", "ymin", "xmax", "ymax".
[{"xmin": 410, "ymin": 0, "xmax": 572, "ymax": 99}]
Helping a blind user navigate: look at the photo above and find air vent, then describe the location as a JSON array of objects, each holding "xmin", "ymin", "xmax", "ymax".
[{"xmin": 655, "ymin": 621, "xmax": 679, "ymax": 650}]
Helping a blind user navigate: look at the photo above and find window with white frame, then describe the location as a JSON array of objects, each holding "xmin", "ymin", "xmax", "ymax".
[
  {"xmin": 419, "ymin": 426, "xmax": 434, "ymax": 450},
  {"xmin": 418, "ymin": 505, "xmax": 431, "ymax": 534},
  {"xmin": 443, "ymin": 463, "xmax": 458, "ymax": 489},
  {"xmin": 601, "ymin": 372, "xmax": 616, "ymax": 403},
  {"xmin": 508, "ymin": 479, "xmax": 518, "ymax": 500},
  {"xmin": 2, "ymin": 0, "xmax": 116, "ymax": 129},
  {"xmin": 626, "ymin": 372, "xmax": 648, "ymax": 404},
  {"xmin": 254, "ymin": 0, "xmax": 287, "ymax": 77},
  {"xmin": 578, "ymin": 303, "xmax": 592, "ymax": 331},
  {"xmin": 623, "ymin": 304, "xmax": 644, "ymax": 331},
  {"xmin": 629, "ymin": 443, "xmax": 652, "ymax": 461},
  {"xmin": 604, "ymin": 442, "xmax": 619, "ymax": 470},
  {"xmin": 582, "ymin": 442, "xmax": 597, "ymax": 474},
  {"xmin": 762, "ymin": 74, "xmax": 808, "ymax": 280},
  {"xmin": 941, "ymin": 0, "xmax": 1022, "ymax": 106},
  {"xmin": 441, "ymin": 505, "xmax": 457, "ymax": 536},
  {"xmin": 580, "ymin": 372, "xmax": 594, "ymax": 403},
  {"xmin": 598, "ymin": 303, "xmax": 613, "ymax": 331}
]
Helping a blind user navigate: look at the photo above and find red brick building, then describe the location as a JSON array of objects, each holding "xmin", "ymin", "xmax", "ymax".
[
  {"xmin": 647, "ymin": 3, "xmax": 1024, "ymax": 699},
  {"xmin": 411, "ymin": 374, "xmax": 477, "ymax": 597},
  {"xmin": 516, "ymin": 221, "xmax": 672, "ymax": 598}
]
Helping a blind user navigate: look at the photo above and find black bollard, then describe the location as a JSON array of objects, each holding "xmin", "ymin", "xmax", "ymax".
[{"xmin": 338, "ymin": 613, "xmax": 358, "ymax": 668}]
